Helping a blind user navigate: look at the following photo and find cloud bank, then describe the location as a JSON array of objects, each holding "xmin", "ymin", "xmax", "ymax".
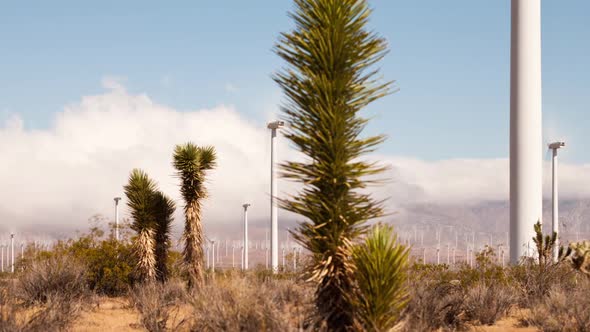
[{"xmin": 1, "ymin": 81, "xmax": 589, "ymax": 240}]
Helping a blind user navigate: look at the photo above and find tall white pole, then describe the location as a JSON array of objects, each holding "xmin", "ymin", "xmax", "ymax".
[
  {"xmin": 243, "ymin": 203, "xmax": 250, "ymax": 270},
  {"xmin": 553, "ymin": 148, "xmax": 558, "ymax": 262},
  {"xmin": 265, "ymin": 230, "xmax": 269, "ymax": 269},
  {"xmin": 549, "ymin": 142, "xmax": 564, "ymax": 262},
  {"xmin": 211, "ymin": 240, "xmax": 215, "ymax": 271},
  {"xmin": 268, "ymin": 121, "xmax": 284, "ymax": 273},
  {"xmin": 1, "ymin": 245, "xmax": 4, "ymax": 272},
  {"xmin": 206, "ymin": 246, "xmax": 210, "ymax": 269},
  {"xmin": 10, "ymin": 234, "xmax": 14, "ymax": 273},
  {"xmin": 241, "ymin": 246, "xmax": 244, "ymax": 270},
  {"xmin": 510, "ymin": 0, "xmax": 543, "ymax": 264},
  {"xmin": 114, "ymin": 197, "xmax": 121, "ymax": 241}
]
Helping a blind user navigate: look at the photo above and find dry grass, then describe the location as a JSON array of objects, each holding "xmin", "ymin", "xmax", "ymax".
[
  {"xmin": 0, "ymin": 254, "xmax": 95, "ymax": 331},
  {"xmin": 129, "ymin": 279, "xmax": 187, "ymax": 332},
  {"xmin": 187, "ymin": 273, "xmax": 313, "ymax": 332},
  {"xmin": 17, "ymin": 255, "xmax": 89, "ymax": 306},
  {"xmin": 526, "ymin": 278, "xmax": 590, "ymax": 332},
  {"xmin": 464, "ymin": 282, "xmax": 517, "ymax": 326},
  {"xmin": 402, "ymin": 280, "xmax": 466, "ymax": 331}
]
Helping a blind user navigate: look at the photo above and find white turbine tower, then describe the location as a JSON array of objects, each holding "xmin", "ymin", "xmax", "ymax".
[
  {"xmin": 10, "ymin": 234, "xmax": 14, "ymax": 273},
  {"xmin": 510, "ymin": 0, "xmax": 543, "ymax": 263},
  {"xmin": 114, "ymin": 197, "xmax": 122, "ymax": 241},
  {"xmin": 211, "ymin": 239, "xmax": 216, "ymax": 271},
  {"xmin": 267, "ymin": 120, "xmax": 284, "ymax": 272},
  {"xmin": 242, "ymin": 203, "xmax": 251, "ymax": 270},
  {"xmin": 549, "ymin": 141, "xmax": 565, "ymax": 262}
]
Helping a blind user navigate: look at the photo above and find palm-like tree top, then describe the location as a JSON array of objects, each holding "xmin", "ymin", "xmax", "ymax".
[
  {"xmin": 124, "ymin": 168, "xmax": 158, "ymax": 232},
  {"xmin": 173, "ymin": 143, "xmax": 217, "ymax": 204}
]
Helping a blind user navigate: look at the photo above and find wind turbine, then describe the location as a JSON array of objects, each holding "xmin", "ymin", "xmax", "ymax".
[
  {"xmin": 510, "ymin": 0, "xmax": 543, "ymax": 263},
  {"xmin": 242, "ymin": 203, "xmax": 251, "ymax": 270},
  {"xmin": 549, "ymin": 141, "xmax": 565, "ymax": 262},
  {"xmin": 267, "ymin": 120, "xmax": 284, "ymax": 273},
  {"xmin": 114, "ymin": 197, "xmax": 122, "ymax": 241},
  {"xmin": 10, "ymin": 234, "xmax": 14, "ymax": 273}
]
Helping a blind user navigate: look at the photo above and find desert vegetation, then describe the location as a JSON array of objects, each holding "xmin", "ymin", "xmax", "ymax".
[
  {"xmin": 1, "ymin": 0, "xmax": 589, "ymax": 331},
  {"xmin": 2, "ymin": 221, "xmax": 590, "ymax": 331}
]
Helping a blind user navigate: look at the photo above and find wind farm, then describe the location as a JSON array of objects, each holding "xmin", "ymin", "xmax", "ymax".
[{"xmin": 1, "ymin": 0, "xmax": 589, "ymax": 331}]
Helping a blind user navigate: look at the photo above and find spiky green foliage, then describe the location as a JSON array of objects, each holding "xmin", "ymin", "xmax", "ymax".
[
  {"xmin": 532, "ymin": 221, "xmax": 571, "ymax": 269},
  {"xmin": 153, "ymin": 191, "xmax": 176, "ymax": 282},
  {"xmin": 274, "ymin": 0, "xmax": 392, "ymax": 329},
  {"xmin": 566, "ymin": 241, "xmax": 590, "ymax": 278},
  {"xmin": 173, "ymin": 143, "xmax": 217, "ymax": 289},
  {"xmin": 351, "ymin": 224, "xmax": 409, "ymax": 331},
  {"xmin": 124, "ymin": 169, "xmax": 158, "ymax": 282}
]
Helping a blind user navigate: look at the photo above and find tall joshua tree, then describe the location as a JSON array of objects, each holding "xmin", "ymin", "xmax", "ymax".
[
  {"xmin": 153, "ymin": 191, "xmax": 176, "ymax": 282},
  {"xmin": 173, "ymin": 143, "xmax": 217, "ymax": 289},
  {"xmin": 274, "ymin": 0, "xmax": 392, "ymax": 329},
  {"xmin": 124, "ymin": 169, "xmax": 159, "ymax": 282}
]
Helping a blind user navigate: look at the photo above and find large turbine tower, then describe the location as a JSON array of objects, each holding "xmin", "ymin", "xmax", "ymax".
[{"xmin": 510, "ymin": 0, "xmax": 543, "ymax": 263}]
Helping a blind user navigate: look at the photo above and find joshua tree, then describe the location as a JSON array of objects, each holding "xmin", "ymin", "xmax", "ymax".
[
  {"xmin": 173, "ymin": 143, "xmax": 217, "ymax": 289},
  {"xmin": 124, "ymin": 169, "xmax": 158, "ymax": 282},
  {"xmin": 153, "ymin": 191, "xmax": 176, "ymax": 282},
  {"xmin": 274, "ymin": 0, "xmax": 393, "ymax": 329},
  {"xmin": 352, "ymin": 224, "xmax": 409, "ymax": 331}
]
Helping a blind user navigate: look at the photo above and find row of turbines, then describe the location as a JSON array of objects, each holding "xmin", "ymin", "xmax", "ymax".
[
  {"xmin": 202, "ymin": 238, "xmax": 303, "ymax": 271},
  {"xmin": 0, "ymin": 233, "xmax": 28, "ymax": 273}
]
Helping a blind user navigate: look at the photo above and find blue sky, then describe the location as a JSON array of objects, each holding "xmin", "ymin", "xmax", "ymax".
[{"xmin": 1, "ymin": 0, "xmax": 588, "ymax": 163}]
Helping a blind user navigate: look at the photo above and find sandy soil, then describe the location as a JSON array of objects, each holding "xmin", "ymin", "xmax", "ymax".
[
  {"xmin": 72, "ymin": 298, "xmax": 142, "ymax": 332},
  {"xmin": 69, "ymin": 297, "xmax": 540, "ymax": 332}
]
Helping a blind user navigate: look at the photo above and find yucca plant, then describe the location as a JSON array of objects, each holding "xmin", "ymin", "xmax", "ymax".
[
  {"xmin": 172, "ymin": 143, "xmax": 217, "ymax": 289},
  {"xmin": 274, "ymin": 0, "xmax": 393, "ymax": 329},
  {"xmin": 153, "ymin": 191, "xmax": 176, "ymax": 282},
  {"xmin": 124, "ymin": 169, "xmax": 158, "ymax": 282},
  {"xmin": 351, "ymin": 224, "xmax": 409, "ymax": 331}
]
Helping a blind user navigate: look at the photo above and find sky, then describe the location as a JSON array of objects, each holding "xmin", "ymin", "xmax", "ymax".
[{"xmin": 0, "ymin": 1, "xmax": 589, "ymax": 238}]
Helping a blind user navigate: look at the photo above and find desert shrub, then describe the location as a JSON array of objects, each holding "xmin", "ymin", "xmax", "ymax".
[
  {"xmin": 0, "ymin": 286, "xmax": 20, "ymax": 331},
  {"xmin": 402, "ymin": 280, "xmax": 466, "ymax": 331},
  {"xmin": 67, "ymin": 230, "xmax": 136, "ymax": 296},
  {"xmin": 526, "ymin": 277, "xmax": 590, "ymax": 332},
  {"xmin": 17, "ymin": 254, "xmax": 88, "ymax": 305},
  {"xmin": 189, "ymin": 276, "xmax": 313, "ymax": 331},
  {"xmin": 509, "ymin": 258, "xmax": 577, "ymax": 307},
  {"xmin": 3, "ymin": 258, "xmax": 90, "ymax": 332},
  {"xmin": 24, "ymin": 292, "xmax": 88, "ymax": 332},
  {"xmin": 463, "ymin": 282, "xmax": 516, "ymax": 325},
  {"xmin": 130, "ymin": 279, "xmax": 187, "ymax": 332}
]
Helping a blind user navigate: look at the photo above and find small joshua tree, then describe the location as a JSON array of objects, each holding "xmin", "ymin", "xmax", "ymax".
[
  {"xmin": 124, "ymin": 169, "xmax": 159, "ymax": 282},
  {"xmin": 173, "ymin": 143, "xmax": 217, "ymax": 290},
  {"xmin": 352, "ymin": 224, "xmax": 409, "ymax": 331}
]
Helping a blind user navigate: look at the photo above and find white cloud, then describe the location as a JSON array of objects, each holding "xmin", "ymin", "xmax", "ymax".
[{"xmin": 0, "ymin": 85, "xmax": 589, "ymax": 240}]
